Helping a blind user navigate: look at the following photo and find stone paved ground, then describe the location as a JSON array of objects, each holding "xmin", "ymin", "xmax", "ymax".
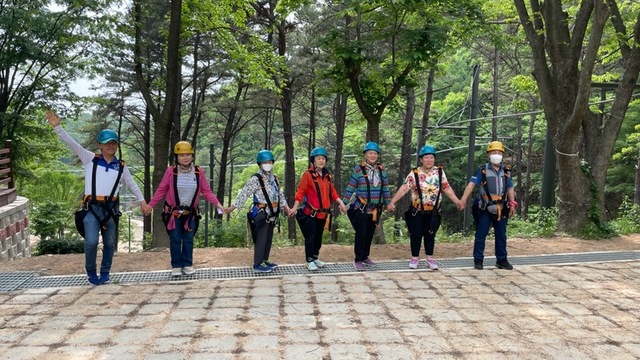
[{"xmin": 0, "ymin": 260, "xmax": 639, "ymax": 360}]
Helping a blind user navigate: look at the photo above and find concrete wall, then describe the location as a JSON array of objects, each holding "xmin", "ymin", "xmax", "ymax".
[{"xmin": 0, "ymin": 196, "xmax": 30, "ymax": 262}]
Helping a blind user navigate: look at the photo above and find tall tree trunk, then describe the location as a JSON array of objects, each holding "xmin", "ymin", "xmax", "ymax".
[
  {"xmin": 331, "ymin": 93, "xmax": 348, "ymax": 244},
  {"xmin": 514, "ymin": 0, "xmax": 640, "ymax": 233},
  {"xmin": 134, "ymin": 0, "xmax": 183, "ymax": 248},
  {"xmin": 417, "ymin": 68, "xmax": 436, "ymax": 151},
  {"xmin": 396, "ymin": 87, "xmax": 415, "ymax": 221}
]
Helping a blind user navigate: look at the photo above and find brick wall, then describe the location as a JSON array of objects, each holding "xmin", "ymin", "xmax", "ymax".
[{"xmin": 0, "ymin": 196, "xmax": 30, "ymax": 262}]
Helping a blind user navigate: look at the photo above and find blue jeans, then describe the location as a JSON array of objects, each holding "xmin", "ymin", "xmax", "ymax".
[
  {"xmin": 84, "ymin": 203, "xmax": 117, "ymax": 274},
  {"xmin": 474, "ymin": 209, "xmax": 508, "ymax": 262},
  {"xmin": 168, "ymin": 216, "xmax": 197, "ymax": 268}
]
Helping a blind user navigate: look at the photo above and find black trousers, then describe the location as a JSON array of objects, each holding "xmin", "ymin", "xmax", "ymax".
[
  {"xmin": 296, "ymin": 212, "xmax": 327, "ymax": 262},
  {"xmin": 406, "ymin": 210, "xmax": 441, "ymax": 257},
  {"xmin": 249, "ymin": 211, "xmax": 275, "ymax": 266},
  {"xmin": 347, "ymin": 208, "xmax": 376, "ymax": 262}
]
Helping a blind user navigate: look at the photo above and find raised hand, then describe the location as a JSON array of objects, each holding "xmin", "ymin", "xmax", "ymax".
[{"xmin": 45, "ymin": 110, "xmax": 60, "ymax": 127}]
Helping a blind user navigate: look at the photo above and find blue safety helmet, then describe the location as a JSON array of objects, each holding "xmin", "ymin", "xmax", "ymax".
[
  {"xmin": 362, "ymin": 142, "xmax": 380, "ymax": 154},
  {"xmin": 418, "ymin": 145, "xmax": 436, "ymax": 158},
  {"xmin": 309, "ymin": 147, "xmax": 328, "ymax": 163},
  {"xmin": 256, "ymin": 149, "xmax": 275, "ymax": 164},
  {"xmin": 97, "ymin": 129, "xmax": 119, "ymax": 144}
]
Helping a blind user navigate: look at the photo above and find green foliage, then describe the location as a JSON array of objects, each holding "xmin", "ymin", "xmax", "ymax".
[
  {"xmin": 34, "ymin": 238, "xmax": 84, "ymax": 256},
  {"xmin": 31, "ymin": 201, "xmax": 70, "ymax": 240},
  {"xmin": 609, "ymin": 196, "xmax": 640, "ymax": 234}
]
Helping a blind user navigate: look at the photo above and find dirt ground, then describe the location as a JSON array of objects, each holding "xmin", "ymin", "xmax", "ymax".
[{"xmin": 1, "ymin": 234, "xmax": 639, "ymax": 276}]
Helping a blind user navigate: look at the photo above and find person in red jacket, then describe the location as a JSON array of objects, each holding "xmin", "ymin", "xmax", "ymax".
[
  {"xmin": 289, "ymin": 147, "xmax": 347, "ymax": 271},
  {"xmin": 144, "ymin": 141, "xmax": 225, "ymax": 276}
]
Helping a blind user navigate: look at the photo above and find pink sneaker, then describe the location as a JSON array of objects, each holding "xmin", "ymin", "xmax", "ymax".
[
  {"xmin": 426, "ymin": 258, "xmax": 438, "ymax": 270},
  {"xmin": 409, "ymin": 257, "xmax": 419, "ymax": 269},
  {"xmin": 354, "ymin": 261, "xmax": 365, "ymax": 271}
]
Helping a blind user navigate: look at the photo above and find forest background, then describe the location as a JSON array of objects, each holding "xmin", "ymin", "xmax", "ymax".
[{"xmin": 3, "ymin": 0, "xmax": 640, "ymax": 252}]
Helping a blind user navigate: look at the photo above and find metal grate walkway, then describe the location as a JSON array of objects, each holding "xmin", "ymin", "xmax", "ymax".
[{"xmin": 1, "ymin": 250, "xmax": 638, "ymax": 292}]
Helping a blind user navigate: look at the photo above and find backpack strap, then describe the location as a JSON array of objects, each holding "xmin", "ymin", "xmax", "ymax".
[
  {"xmin": 87, "ymin": 154, "xmax": 124, "ymax": 231},
  {"xmin": 253, "ymin": 173, "xmax": 280, "ymax": 218}
]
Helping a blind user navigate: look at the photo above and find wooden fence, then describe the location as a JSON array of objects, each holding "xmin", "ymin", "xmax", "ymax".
[{"xmin": 0, "ymin": 140, "xmax": 16, "ymax": 207}]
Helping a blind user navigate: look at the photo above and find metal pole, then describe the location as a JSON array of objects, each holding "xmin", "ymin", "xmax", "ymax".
[
  {"xmin": 127, "ymin": 210, "xmax": 133, "ymax": 253},
  {"xmin": 464, "ymin": 64, "xmax": 480, "ymax": 232}
]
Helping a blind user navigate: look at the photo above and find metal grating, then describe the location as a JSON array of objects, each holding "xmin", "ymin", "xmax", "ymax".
[
  {"xmin": 0, "ymin": 272, "xmax": 37, "ymax": 292},
  {"xmin": 1, "ymin": 250, "xmax": 638, "ymax": 292}
]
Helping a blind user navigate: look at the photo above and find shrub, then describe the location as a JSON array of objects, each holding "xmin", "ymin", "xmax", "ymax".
[{"xmin": 34, "ymin": 238, "xmax": 84, "ymax": 255}]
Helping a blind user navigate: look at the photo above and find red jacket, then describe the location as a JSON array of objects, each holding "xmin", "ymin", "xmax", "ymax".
[{"xmin": 294, "ymin": 167, "xmax": 339, "ymax": 220}]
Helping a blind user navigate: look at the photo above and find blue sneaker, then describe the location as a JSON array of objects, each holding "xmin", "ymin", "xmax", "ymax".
[
  {"xmin": 253, "ymin": 262, "xmax": 273, "ymax": 273},
  {"xmin": 99, "ymin": 272, "xmax": 110, "ymax": 284},
  {"xmin": 264, "ymin": 260, "xmax": 278, "ymax": 270},
  {"xmin": 87, "ymin": 271, "xmax": 100, "ymax": 286}
]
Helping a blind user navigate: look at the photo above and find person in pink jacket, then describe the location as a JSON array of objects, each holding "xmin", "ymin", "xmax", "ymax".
[{"xmin": 145, "ymin": 141, "xmax": 226, "ymax": 276}]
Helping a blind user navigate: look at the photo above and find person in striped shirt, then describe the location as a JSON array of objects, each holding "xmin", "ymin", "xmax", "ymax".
[{"xmin": 342, "ymin": 142, "xmax": 391, "ymax": 271}]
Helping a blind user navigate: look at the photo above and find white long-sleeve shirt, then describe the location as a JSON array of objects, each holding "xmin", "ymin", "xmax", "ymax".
[{"xmin": 54, "ymin": 125, "xmax": 145, "ymax": 202}]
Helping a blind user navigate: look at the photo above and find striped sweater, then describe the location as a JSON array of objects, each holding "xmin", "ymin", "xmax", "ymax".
[{"xmin": 342, "ymin": 162, "xmax": 391, "ymax": 213}]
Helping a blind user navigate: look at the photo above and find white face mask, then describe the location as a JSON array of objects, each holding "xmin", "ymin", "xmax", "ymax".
[
  {"xmin": 490, "ymin": 154, "xmax": 503, "ymax": 165},
  {"xmin": 261, "ymin": 163, "xmax": 273, "ymax": 172}
]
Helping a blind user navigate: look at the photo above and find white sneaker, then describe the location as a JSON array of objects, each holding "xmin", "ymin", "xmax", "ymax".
[
  {"xmin": 306, "ymin": 261, "xmax": 318, "ymax": 271},
  {"xmin": 409, "ymin": 257, "xmax": 419, "ymax": 269},
  {"xmin": 171, "ymin": 268, "xmax": 182, "ymax": 277},
  {"xmin": 313, "ymin": 259, "xmax": 326, "ymax": 268},
  {"xmin": 182, "ymin": 266, "xmax": 196, "ymax": 275}
]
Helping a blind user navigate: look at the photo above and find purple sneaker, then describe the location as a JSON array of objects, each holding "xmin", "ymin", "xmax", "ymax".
[
  {"xmin": 354, "ymin": 261, "xmax": 365, "ymax": 271},
  {"xmin": 362, "ymin": 258, "xmax": 376, "ymax": 266}
]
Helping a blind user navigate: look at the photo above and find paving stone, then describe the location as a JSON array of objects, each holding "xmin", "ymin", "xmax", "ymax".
[
  {"xmin": 143, "ymin": 353, "xmax": 185, "ymax": 360},
  {"xmin": 322, "ymin": 328, "xmax": 364, "ymax": 344},
  {"xmin": 159, "ymin": 320, "xmax": 200, "ymax": 336},
  {"xmin": 125, "ymin": 314, "xmax": 167, "ymax": 328},
  {"xmin": 83, "ymin": 315, "xmax": 128, "ymax": 328},
  {"xmin": 0, "ymin": 345, "xmax": 49, "ymax": 359},
  {"xmin": 169, "ymin": 308, "xmax": 207, "ymax": 321},
  {"xmin": 283, "ymin": 328, "xmax": 321, "ymax": 343},
  {"xmin": 99, "ymin": 345, "xmax": 143, "ymax": 359},
  {"xmin": 285, "ymin": 344, "xmax": 327, "ymax": 360},
  {"xmin": 65, "ymin": 328, "xmax": 116, "ymax": 345},
  {"xmin": 137, "ymin": 302, "xmax": 174, "ymax": 315},
  {"xmin": 373, "ymin": 344, "xmax": 416, "ymax": 360},
  {"xmin": 19, "ymin": 328, "xmax": 70, "ymax": 345},
  {"xmin": 45, "ymin": 346, "xmax": 101, "ymax": 359},
  {"xmin": 112, "ymin": 328, "xmax": 156, "ymax": 344},
  {"xmin": 241, "ymin": 335, "xmax": 279, "ymax": 350},
  {"xmin": 193, "ymin": 335, "xmax": 238, "ymax": 352},
  {"xmin": 176, "ymin": 297, "xmax": 210, "ymax": 309},
  {"xmin": 327, "ymin": 343, "xmax": 370, "ymax": 360},
  {"xmin": 151, "ymin": 336, "xmax": 192, "ymax": 353}
]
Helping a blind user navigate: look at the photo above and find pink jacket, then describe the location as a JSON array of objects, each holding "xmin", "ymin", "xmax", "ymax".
[{"xmin": 148, "ymin": 165, "xmax": 221, "ymax": 230}]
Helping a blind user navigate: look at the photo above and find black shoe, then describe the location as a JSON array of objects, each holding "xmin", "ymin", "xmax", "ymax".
[
  {"xmin": 474, "ymin": 260, "xmax": 483, "ymax": 270},
  {"xmin": 495, "ymin": 260, "xmax": 513, "ymax": 270}
]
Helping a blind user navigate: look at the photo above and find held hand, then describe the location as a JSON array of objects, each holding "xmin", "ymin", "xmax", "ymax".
[
  {"xmin": 288, "ymin": 207, "xmax": 297, "ymax": 217},
  {"xmin": 456, "ymin": 200, "xmax": 466, "ymax": 211},
  {"xmin": 386, "ymin": 203, "xmax": 395, "ymax": 212},
  {"xmin": 140, "ymin": 203, "xmax": 152, "ymax": 216},
  {"xmin": 45, "ymin": 110, "xmax": 60, "ymax": 127},
  {"xmin": 222, "ymin": 207, "xmax": 235, "ymax": 215},
  {"xmin": 339, "ymin": 204, "xmax": 348, "ymax": 215}
]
